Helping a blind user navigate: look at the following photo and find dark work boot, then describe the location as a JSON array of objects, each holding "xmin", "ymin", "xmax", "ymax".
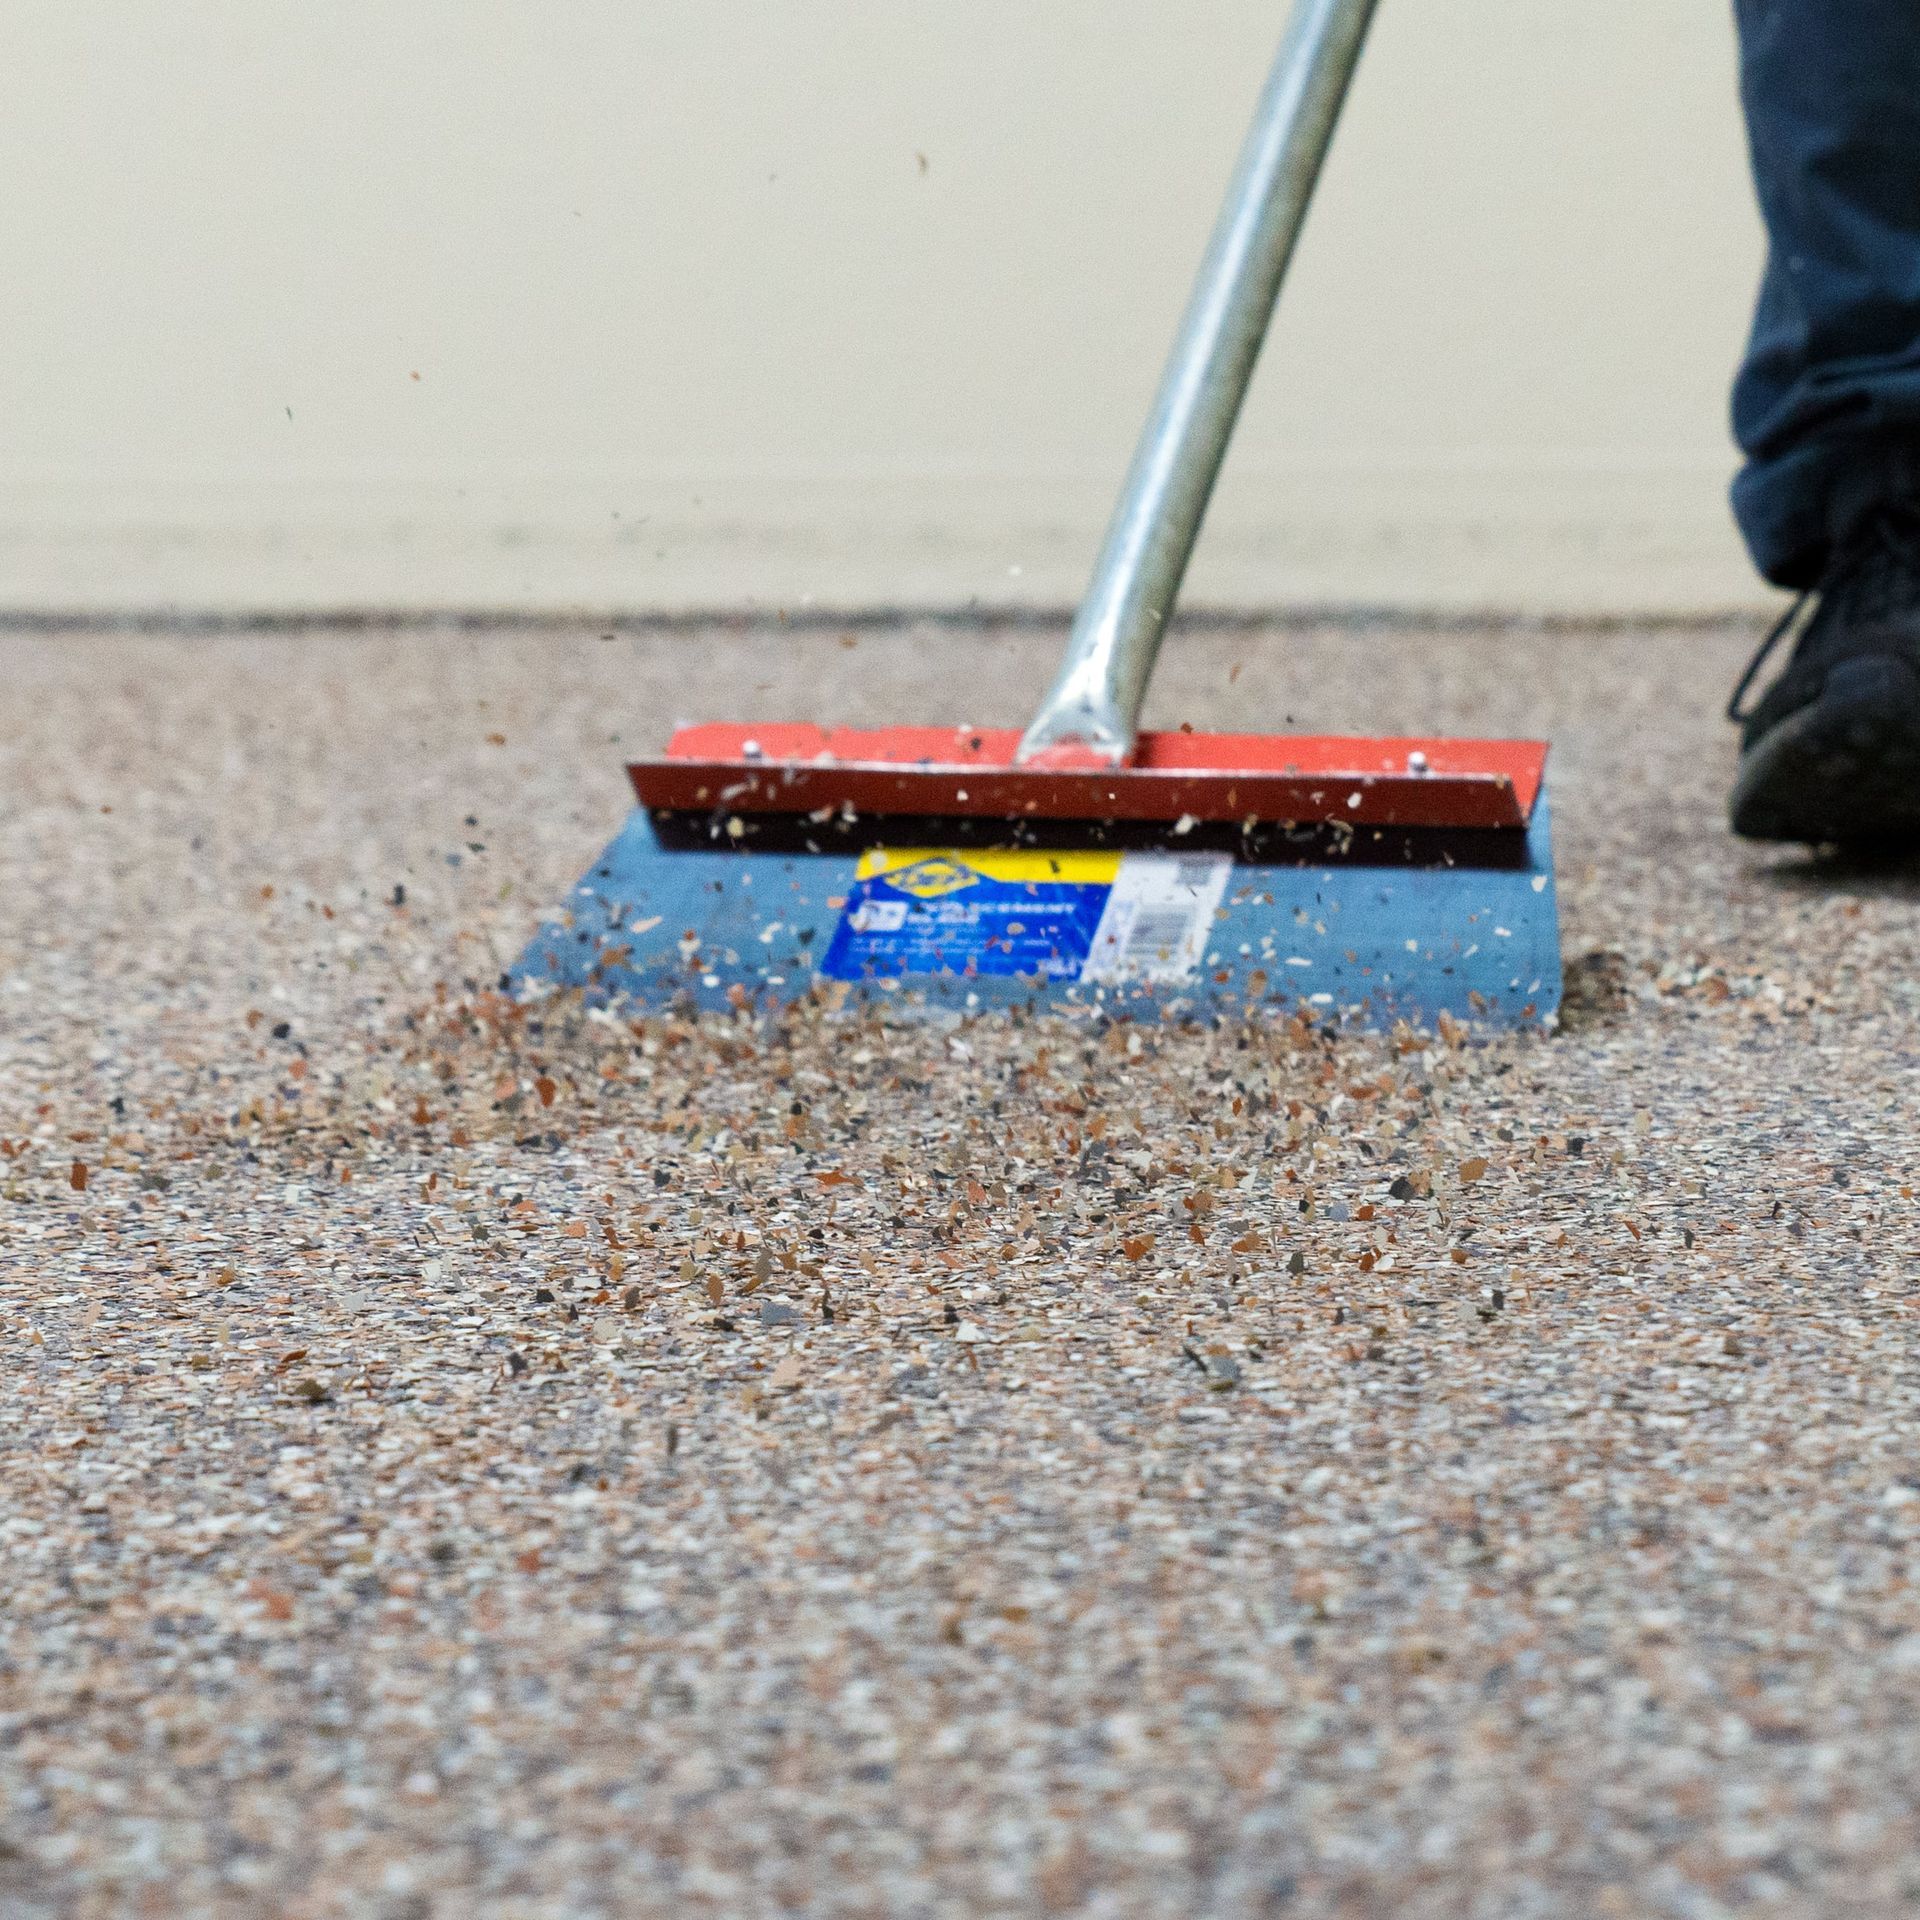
[{"xmin": 1729, "ymin": 501, "xmax": 1920, "ymax": 842}]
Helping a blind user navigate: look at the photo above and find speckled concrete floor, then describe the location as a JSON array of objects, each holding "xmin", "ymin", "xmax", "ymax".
[{"xmin": 7, "ymin": 618, "xmax": 1920, "ymax": 1920}]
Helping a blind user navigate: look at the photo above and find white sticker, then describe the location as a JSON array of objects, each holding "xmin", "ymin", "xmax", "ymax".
[
  {"xmin": 847, "ymin": 898, "xmax": 909, "ymax": 934},
  {"xmin": 1081, "ymin": 854, "xmax": 1232, "ymax": 984}
]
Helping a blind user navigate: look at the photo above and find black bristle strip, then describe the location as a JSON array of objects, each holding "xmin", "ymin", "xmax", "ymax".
[{"xmin": 647, "ymin": 809, "xmax": 1531, "ymax": 871}]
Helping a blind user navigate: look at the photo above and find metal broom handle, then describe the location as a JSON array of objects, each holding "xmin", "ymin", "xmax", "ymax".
[{"xmin": 1015, "ymin": 0, "xmax": 1381, "ymax": 766}]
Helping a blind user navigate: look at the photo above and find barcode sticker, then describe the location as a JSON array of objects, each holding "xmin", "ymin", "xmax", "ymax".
[{"xmin": 1081, "ymin": 854, "xmax": 1232, "ymax": 984}]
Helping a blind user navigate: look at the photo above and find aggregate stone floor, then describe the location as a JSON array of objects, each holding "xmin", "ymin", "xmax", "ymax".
[{"xmin": 7, "ymin": 616, "xmax": 1920, "ymax": 1920}]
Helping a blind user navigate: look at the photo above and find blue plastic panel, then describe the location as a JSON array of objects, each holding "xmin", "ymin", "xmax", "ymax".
[{"xmin": 514, "ymin": 797, "xmax": 1561, "ymax": 1029}]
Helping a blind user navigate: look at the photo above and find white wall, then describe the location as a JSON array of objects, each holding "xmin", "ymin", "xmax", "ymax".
[{"xmin": 0, "ymin": 1, "xmax": 1767, "ymax": 616}]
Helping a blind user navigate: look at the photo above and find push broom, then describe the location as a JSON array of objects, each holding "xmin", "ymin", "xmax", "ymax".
[{"xmin": 518, "ymin": 0, "xmax": 1561, "ymax": 1028}]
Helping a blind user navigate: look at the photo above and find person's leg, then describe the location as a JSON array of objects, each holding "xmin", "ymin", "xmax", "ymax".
[
  {"xmin": 1728, "ymin": 0, "xmax": 1920, "ymax": 840},
  {"xmin": 1732, "ymin": 0, "xmax": 1920, "ymax": 590}
]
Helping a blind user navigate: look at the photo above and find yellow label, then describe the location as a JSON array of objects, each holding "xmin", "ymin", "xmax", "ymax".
[
  {"xmin": 874, "ymin": 855, "xmax": 979, "ymax": 899},
  {"xmin": 855, "ymin": 847, "xmax": 1123, "ymax": 890}
]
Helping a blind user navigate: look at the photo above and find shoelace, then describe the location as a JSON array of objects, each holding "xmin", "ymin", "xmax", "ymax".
[
  {"xmin": 1725, "ymin": 502, "xmax": 1920, "ymax": 725},
  {"xmin": 1725, "ymin": 589, "xmax": 1811, "ymax": 724}
]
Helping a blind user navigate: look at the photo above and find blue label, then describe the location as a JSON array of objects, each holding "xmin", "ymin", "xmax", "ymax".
[{"xmin": 820, "ymin": 850, "xmax": 1116, "ymax": 982}]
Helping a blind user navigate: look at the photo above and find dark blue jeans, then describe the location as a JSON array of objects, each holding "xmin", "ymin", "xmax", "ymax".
[{"xmin": 1733, "ymin": 0, "xmax": 1920, "ymax": 587}]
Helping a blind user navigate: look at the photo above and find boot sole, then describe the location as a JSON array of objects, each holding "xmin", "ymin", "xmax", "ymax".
[{"xmin": 1731, "ymin": 655, "xmax": 1920, "ymax": 843}]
